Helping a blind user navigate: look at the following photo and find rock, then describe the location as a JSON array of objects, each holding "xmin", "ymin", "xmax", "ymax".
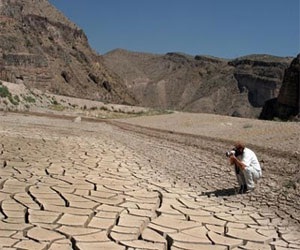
[
  {"xmin": 0, "ymin": 0, "xmax": 294, "ymax": 119},
  {"xmin": 231, "ymin": 55, "xmax": 289, "ymax": 108},
  {"xmin": 277, "ymin": 54, "xmax": 300, "ymax": 117},
  {"xmin": 73, "ymin": 116, "xmax": 81, "ymax": 123},
  {"xmin": 233, "ymin": 73, "xmax": 280, "ymax": 107},
  {"xmin": 88, "ymin": 73, "xmax": 100, "ymax": 84},
  {"xmin": 0, "ymin": 0, "xmax": 136, "ymax": 105},
  {"xmin": 61, "ymin": 71, "xmax": 71, "ymax": 83},
  {"xmin": 259, "ymin": 98, "xmax": 278, "ymax": 120},
  {"xmin": 103, "ymin": 50, "xmax": 291, "ymax": 118},
  {"xmin": 260, "ymin": 54, "xmax": 300, "ymax": 120},
  {"xmin": 103, "ymin": 81, "xmax": 112, "ymax": 92},
  {"xmin": 3, "ymin": 53, "xmax": 48, "ymax": 67}
]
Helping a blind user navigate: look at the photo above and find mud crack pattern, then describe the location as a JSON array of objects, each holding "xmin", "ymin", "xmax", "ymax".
[{"xmin": 0, "ymin": 113, "xmax": 299, "ymax": 250}]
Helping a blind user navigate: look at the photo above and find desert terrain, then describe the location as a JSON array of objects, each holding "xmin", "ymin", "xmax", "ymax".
[
  {"xmin": 0, "ymin": 102, "xmax": 299, "ymax": 249},
  {"xmin": 0, "ymin": 1, "xmax": 299, "ymax": 249}
]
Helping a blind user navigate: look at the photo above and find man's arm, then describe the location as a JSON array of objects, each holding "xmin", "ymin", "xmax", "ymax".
[{"xmin": 229, "ymin": 155, "xmax": 246, "ymax": 170}]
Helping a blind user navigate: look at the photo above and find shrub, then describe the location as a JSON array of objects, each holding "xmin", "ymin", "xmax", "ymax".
[
  {"xmin": 9, "ymin": 95, "xmax": 19, "ymax": 105},
  {"xmin": 23, "ymin": 95, "xmax": 36, "ymax": 103},
  {"xmin": 100, "ymin": 106, "xmax": 109, "ymax": 111},
  {"xmin": 52, "ymin": 99, "xmax": 58, "ymax": 105},
  {"xmin": 0, "ymin": 85, "xmax": 11, "ymax": 98},
  {"xmin": 50, "ymin": 104, "xmax": 65, "ymax": 111},
  {"xmin": 14, "ymin": 95, "xmax": 20, "ymax": 102},
  {"xmin": 0, "ymin": 85, "xmax": 19, "ymax": 105}
]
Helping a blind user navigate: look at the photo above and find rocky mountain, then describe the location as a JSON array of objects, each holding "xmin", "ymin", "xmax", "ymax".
[
  {"xmin": 260, "ymin": 54, "xmax": 300, "ymax": 120},
  {"xmin": 0, "ymin": 0, "xmax": 136, "ymax": 104},
  {"xmin": 0, "ymin": 0, "xmax": 296, "ymax": 119},
  {"xmin": 103, "ymin": 49, "xmax": 292, "ymax": 118}
]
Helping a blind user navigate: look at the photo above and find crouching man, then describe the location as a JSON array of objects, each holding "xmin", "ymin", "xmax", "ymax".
[{"xmin": 228, "ymin": 142, "xmax": 262, "ymax": 194}]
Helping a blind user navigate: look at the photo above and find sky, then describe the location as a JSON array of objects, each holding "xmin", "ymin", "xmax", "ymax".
[{"xmin": 49, "ymin": 0, "xmax": 299, "ymax": 59}]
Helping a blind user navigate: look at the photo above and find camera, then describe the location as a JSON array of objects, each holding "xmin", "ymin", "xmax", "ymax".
[{"xmin": 225, "ymin": 149, "xmax": 237, "ymax": 157}]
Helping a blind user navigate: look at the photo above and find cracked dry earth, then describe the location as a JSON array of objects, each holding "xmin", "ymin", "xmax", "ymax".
[{"xmin": 0, "ymin": 112, "xmax": 299, "ymax": 250}]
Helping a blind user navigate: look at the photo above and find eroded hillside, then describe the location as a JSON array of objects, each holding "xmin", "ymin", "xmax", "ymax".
[
  {"xmin": 103, "ymin": 49, "xmax": 292, "ymax": 118},
  {"xmin": 0, "ymin": 0, "xmax": 136, "ymax": 105}
]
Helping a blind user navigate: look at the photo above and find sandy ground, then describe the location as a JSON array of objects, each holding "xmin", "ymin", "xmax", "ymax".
[{"xmin": 117, "ymin": 112, "xmax": 300, "ymax": 156}]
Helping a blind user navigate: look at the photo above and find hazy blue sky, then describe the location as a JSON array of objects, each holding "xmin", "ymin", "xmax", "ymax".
[{"xmin": 49, "ymin": 0, "xmax": 299, "ymax": 58}]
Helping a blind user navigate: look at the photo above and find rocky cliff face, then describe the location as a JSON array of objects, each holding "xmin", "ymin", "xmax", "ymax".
[
  {"xmin": 103, "ymin": 50, "xmax": 292, "ymax": 118},
  {"xmin": 229, "ymin": 55, "xmax": 288, "ymax": 107},
  {"xmin": 0, "ymin": 0, "xmax": 136, "ymax": 104},
  {"xmin": 277, "ymin": 55, "xmax": 300, "ymax": 109},
  {"xmin": 260, "ymin": 54, "xmax": 300, "ymax": 120}
]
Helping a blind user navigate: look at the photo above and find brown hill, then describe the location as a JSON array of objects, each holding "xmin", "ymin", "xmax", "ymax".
[
  {"xmin": 0, "ymin": 1, "xmax": 295, "ymax": 119},
  {"xmin": 0, "ymin": 0, "xmax": 136, "ymax": 105},
  {"xmin": 103, "ymin": 49, "xmax": 292, "ymax": 118}
]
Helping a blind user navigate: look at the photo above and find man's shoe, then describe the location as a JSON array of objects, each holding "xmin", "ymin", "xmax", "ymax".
[{"xmin": 238, "ymin": 185, "xmax": 247, "ymax": 194}]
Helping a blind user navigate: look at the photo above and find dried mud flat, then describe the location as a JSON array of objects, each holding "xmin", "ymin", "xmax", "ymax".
[{"xmin": 0, "ymin": 111, "xmax": 299, "ymax": 250}]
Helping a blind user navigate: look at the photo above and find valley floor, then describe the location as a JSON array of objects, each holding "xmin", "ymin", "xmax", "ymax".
[{"xmin": 0, "ymin": 111, "xmax": 299, "ymax": 250}]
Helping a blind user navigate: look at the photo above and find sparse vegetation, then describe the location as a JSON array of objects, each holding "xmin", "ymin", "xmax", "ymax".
[
  {"xmin": 8, "ymin": 95, "xmax": 19, "ymax": 105},
  {"xmin": 23, "ymin": 95, "xmax": 36, "ymax": 103},
  {"xmin": 50, "ymin": 103, "xmax": 65, "ymax": 111},
  {"xmin": 0, "ymin": 84, "xmax": 11, "ymax": 98},
  {"xmin": 51, "ymin": 97, "xmax": 58, "ymax": 105},
  {"xmin": 100, "ymin": 106, "xmax": 109, "ymax": 111},
  {"xmin": 93, "ymin": 106, "xmax": 173, "ymax": 119},
  {"xmin": 14, "ymin": 95, "xmax": 20, "ymax": 103},
  {"xmin": 0, "ymin": 85, "xmax": 19, "ymax": 105}
]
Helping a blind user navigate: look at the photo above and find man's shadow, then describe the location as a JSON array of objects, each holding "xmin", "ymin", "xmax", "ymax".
[{"xmin": 201, "ymin": 187, "xmax": 237, "ymax": 198}]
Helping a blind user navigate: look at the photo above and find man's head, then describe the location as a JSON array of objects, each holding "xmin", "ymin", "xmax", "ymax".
[{"xmin": 234, "ymin": 141, "xmax": 245, "ymax": 156}]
